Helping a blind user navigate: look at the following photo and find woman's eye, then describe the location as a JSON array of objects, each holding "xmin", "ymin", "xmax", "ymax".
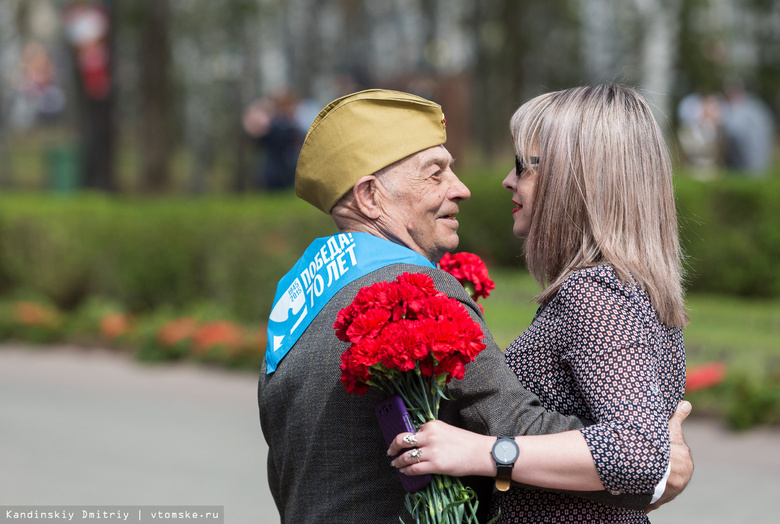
[{"xmin": 515, "ymin": 157, "xmax": 524, "ymax": 175}]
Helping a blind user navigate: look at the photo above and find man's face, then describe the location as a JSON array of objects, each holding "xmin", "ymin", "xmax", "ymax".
[{"xmin": 377, "ymin": 145, "xmax": 471, "ymax": 263}]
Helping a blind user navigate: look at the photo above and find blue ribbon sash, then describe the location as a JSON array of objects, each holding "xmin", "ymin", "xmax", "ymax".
[{"xmin": 265, "ymin": 232, "xmax": 435, "ymax": 373}]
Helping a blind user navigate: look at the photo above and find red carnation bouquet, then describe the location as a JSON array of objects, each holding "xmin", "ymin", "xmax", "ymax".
[
  {"xmin": 335, "ymin": 272, "xmax": 488, "ymax": 523},
  {"xmin": 439, "ymin": 252, "xmax": 495, "ymax": 307}
]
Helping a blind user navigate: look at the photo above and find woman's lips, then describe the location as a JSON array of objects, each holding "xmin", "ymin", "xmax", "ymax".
[{"xmin": 512, "ymin": 202, "xmax": 523, "ymax": 214}]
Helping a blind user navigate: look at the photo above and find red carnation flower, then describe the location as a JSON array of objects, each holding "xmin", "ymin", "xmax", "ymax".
[
  {"xmin": 335, "ymin": 272, "xmax": 486, "ymax": 395},
  {"xmin": 345, "ymin": 306, "xmax": 391, "ymax": 345},
  {"xmin": 439, "ymin": 252, "xmax": 495, "ymax": 302}
]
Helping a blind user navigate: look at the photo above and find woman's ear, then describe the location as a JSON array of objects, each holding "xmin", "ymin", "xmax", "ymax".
[{"xmin": 352, "ymin": 175, "xmax": 382, "ymax": 219}]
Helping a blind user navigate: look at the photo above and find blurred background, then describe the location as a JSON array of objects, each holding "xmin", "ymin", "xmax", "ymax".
[
  {"xmin": 2, "ymin": 0, "xmax": 779, "ymax": 192},
  {"xmin": 1, "ymin": 1, "xmax": 780, "ymax": 522}
]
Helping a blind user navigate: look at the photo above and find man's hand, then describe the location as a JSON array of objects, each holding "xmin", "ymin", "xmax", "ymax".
[{"xmin": 647, "ymin": 400, "xmax": 694, "ymax": 513}]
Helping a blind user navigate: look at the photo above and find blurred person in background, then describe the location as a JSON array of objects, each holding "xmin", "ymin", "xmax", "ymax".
[
  {"xmin": 720, "ymin": 80, "xmax": 775, "ymax": 176},
  {"xmin": 242, "ymin": 91, "xmax": 308, "ymax": 190},
  {"xmin": 677, "ymin": 92, "xmax": 722, "ymax": 176},
  {"xmin": 11, "ymin": 41, "xmax": 66, "ymax": 129}
]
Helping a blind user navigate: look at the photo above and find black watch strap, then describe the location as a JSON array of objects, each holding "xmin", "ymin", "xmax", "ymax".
[
  {"xmin": 491, "ymin": 436, "xmax": 519, "ymax": 492},
  {"xmin": 495, "ymin": 463, "xmax": 513, "ymax": 492}
]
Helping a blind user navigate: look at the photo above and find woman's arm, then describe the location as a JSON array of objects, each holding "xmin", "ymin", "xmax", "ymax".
[
  {"xmin": 388, "ymin": 401, "xmax": 693, "ymax": 499},
  {"xmin": 388, "ymin": 420, "xmax": 605, "ymax": 491},
  {"xmin": 389, "ymin": 269, "xmax": 680, "ymax": 496},
  {"xmin": 558, "ymin": 271, "xmax": 678, "ymax": 493},
  {"xmin": 402, "ymin": 267, "xmax": 686, "ymax": 504}
]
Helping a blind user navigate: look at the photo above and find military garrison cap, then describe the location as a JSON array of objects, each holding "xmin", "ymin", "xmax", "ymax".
[{"xmin": 295, "ymin": 89, "xmax": 447, "ymax": 214}]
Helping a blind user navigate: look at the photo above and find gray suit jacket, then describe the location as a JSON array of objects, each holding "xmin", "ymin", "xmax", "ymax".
[{"xmin": 258, "ymin": 263, "xmax": 651, "ymax": 523}]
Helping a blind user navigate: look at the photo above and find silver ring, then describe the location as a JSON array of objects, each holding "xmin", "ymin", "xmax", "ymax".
[
  {"xmin": 408, "ymin": 448, "xmax": 422, "ymax": 463},
  {"xmin": 403, "ymin": 433, "xmax": 418, "ymax": 446}
]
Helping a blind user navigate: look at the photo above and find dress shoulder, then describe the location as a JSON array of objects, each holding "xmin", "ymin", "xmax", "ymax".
[{"xmin": 555, "ymin": 265, "xmax": 640, "ymax": 309}]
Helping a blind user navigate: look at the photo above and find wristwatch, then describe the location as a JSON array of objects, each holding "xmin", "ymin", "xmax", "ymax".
[{"xmin": 491, "ymin": 436, "xmax": 519, "ymax": 492}]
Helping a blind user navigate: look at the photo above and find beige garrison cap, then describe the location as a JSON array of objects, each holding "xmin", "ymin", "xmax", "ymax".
[{"xmin": 295, "ymin": 89, "xmax": 447, "ymax": 214}]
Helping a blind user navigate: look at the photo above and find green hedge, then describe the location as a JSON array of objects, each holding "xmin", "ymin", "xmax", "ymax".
[
  {"xmin": 457, "ymin": 170, "xmax": 780, "ymax": 297},
  {"xmin": 674, "ymin": 176, "xmax": 780, "ymax": 297},
  {"xmin": 0, "ymin": 193, "xmax": 336, "ymax": 321},
  {"xmin": 1, "ymin": 172, "xmax": 779, "ymax": 320}
]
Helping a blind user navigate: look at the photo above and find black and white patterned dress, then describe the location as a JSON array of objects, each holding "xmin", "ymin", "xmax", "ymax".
[{"xmin": 492, "ymin": 265, "xmax": 686, "ymax": 523}]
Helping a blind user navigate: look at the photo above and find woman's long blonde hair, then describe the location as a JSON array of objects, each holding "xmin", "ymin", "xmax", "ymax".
[{"xmin": 512, "ymin": 84, "xmax": 688, "ymax": 328}]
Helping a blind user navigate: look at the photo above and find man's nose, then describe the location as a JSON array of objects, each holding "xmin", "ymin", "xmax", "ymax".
[{"xmin": 449, "ymin": 174, "xmax": 471, "ymax": 201}]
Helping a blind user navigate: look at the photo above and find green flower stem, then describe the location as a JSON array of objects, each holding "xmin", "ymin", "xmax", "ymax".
[
  {"xmin": 373, "ymin": 366, "xmax": 480, "ymax": 523},
  {"xmin": 415, "ymin": 370, "xmax": 435, "ymax": 420},
  {"xmin": 403, "ymin": 475, "xmax": 480, "ymax": 524}
]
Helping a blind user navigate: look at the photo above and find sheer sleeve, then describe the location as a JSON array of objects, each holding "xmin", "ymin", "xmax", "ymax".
[{"xmin": 557, "ymin": 271, "xmax": 670, "ymax": 494}]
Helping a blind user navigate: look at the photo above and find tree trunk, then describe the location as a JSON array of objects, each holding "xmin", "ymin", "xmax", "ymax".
[
  {"xmin": 0, "ymin": 0, "xmax": 18, "ymax": 187},
  {"xmin": 632, "ymin": 0, "xmax": 681, "ymax": 132},
  {"xmin": 138, "ymin": 0, "xmax": 171, "ymax": 193},
  {"xmin": 69, "ymin": 0, "xmax": 116, "ymax": 192}
]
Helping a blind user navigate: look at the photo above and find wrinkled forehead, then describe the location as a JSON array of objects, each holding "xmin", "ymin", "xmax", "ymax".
[
  {"xmin": 415, "ymin": 144, "xmax": 453, "ymax": 168},
  {"xmin": 384, "ymin": 145, "xmax": 452, "ymax": 179}
]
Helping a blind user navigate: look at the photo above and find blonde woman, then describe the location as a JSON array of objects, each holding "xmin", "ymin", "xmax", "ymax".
[{"xmin": 390, "ymin": 85, "xmax": 688, "ymax": 522}]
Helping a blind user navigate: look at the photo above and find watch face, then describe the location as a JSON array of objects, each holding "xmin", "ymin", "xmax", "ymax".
[{"xmin": 493, "ymin": 440, "xmax": 519, "ymax": 464}]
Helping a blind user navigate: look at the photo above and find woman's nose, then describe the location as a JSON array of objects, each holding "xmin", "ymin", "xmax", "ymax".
[{"xmin": 502, "ymin": 171, "xmax": 516, "ymax": 192}]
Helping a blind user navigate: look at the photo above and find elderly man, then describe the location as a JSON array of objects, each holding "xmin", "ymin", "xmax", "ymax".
[{"xmin": 258, "ymin": 89, "xmax": 692, "ymax": 523}]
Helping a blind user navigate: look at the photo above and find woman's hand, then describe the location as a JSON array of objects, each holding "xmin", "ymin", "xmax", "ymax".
[
  {"xmin": 389, "ymin": 422, "xmax": 605, "ymax": 491},
  {"xmin": 387, "ymin": 420, "xmax": 495, "ymax": 477}
]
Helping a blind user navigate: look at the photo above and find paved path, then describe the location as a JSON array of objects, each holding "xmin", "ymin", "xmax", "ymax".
[
  {"xmin": 650, "ymin": 414, "xmax": 780, "ymax": 524},
  {"xmin": 2, "ymin": 345, "xmax": 779, "ymax": 523},
  {"xmin": 0, "ymin": 346, "xmax": 277, "ymax": 524}
]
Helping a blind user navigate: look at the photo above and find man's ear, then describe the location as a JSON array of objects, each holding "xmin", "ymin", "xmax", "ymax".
[{"xmin": 352, "ymin": 175, "xmax": 382, "ymax": 219}]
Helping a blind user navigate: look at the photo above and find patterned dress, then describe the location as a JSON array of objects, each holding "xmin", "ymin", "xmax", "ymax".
[{"xmin": 491, "ymin": 265, "xmax": 686, "ymax": 523}]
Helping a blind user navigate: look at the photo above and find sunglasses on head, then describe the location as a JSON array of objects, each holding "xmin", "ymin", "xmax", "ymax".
[{"xmin": 515, "ymin": 155, "xmax": 540, "ymax": 175}]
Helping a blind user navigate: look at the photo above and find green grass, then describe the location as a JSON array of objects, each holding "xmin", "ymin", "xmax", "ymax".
[
  {"xmin": 480, "ymin": 268, "xmax": 541, "ymax": 349},
  {"xmin": 684, "ymin": 294, "xmax": 780, "ymax": 371},
  {"xmin": 481, "ymin": 269, "xmax": 780, "ymax": 374}
]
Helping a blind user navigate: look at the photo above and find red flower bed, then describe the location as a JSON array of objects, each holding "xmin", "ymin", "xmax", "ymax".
[
  {"xmin": 157, "ymin": 317, "xmax": 200, "ymax": 347},
  {"xmin": 192, "ymin": 321, "xmax": 244, "ymax": 355},
  {"xmin": 14, "ymin": 301, "xmax": 61, "ymax": 328},
  {"xmin": 100, "ymin": 313, "xmax": 132, "ymax": 339},
  {"xmin": 686, "ymin": 362, "xmax": 727, "ymax": 393}
]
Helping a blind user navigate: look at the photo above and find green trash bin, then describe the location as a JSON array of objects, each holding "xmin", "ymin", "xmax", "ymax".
[{"xmin": 47, "ymin": 145, "xmax": 82, "ymax": 193}]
